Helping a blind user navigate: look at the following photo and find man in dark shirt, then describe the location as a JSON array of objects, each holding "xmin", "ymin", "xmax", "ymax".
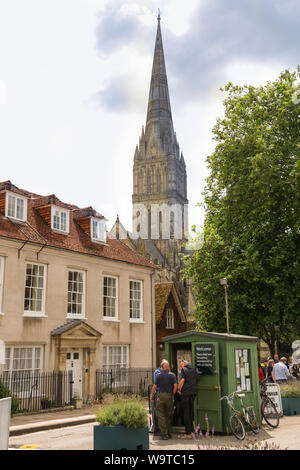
[
  {"xmin": 150, "ymin": 360, "xmax": 177, "ymax": 439},
  {"xmin": 178, "ymin": 359, "xmax": 197, "ymax": 439}
]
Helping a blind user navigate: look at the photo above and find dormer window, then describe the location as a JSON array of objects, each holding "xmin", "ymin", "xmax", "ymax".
[
  {"xmin": 5, "ymin": 191, "xmax": 27, "ymax": 222},
  {"xmin": 91, "ymin": 218, "xmax": 106, "ymax": 243},
  {"xmin": 51, "ymin": 206, "xmax": 69, "ymax": 234}
]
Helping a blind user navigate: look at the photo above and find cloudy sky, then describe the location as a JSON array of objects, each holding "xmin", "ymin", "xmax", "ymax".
[{"xmin": 0, "ymin": 0, "xmax": 299, "ymax": 234}]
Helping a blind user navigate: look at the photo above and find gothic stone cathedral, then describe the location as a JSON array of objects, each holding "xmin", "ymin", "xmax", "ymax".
[{"xmin": 111, "ymin": 16, "xmax": 195, "ymax": 359}]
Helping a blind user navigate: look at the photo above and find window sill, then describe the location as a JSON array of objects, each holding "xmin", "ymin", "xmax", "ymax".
[
  {"xmin": 103, "ymin": 317, "xmax": 120, "ymax": 322},
  {"xmin": 91, "ymin": 238, "xmax": 107, "ymax": 245},
  {"xmin": 23, "ymin": 312, "xmax": 48, "ymax": 318},
  {"xmin": 0, "ymin": 312, "xmax": 4, "ymax": 316},
  {"xmin": 52, "ymin": 228, "xmax": 69, "ymax": 235},
  {"xmin": 129, "ymin": 319, "xmax": 145, "ymax": 324},
  {"xmin": 4, "ymin": 216, "xmax": 27, "ymax": 225},
  {"xmin": 66, "ymin": 314, "xmax": 87, "ymax": 320}
]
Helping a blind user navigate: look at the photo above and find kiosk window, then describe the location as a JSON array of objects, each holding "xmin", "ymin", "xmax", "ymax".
[{"xmin": 235, "ymin": 348, "xmax": 251, "ymax": 392}]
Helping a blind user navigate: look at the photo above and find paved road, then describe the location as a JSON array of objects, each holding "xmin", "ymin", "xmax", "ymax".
[{"xmin": 8, "ymin": 415, "xmax": 300, "ymax": 451}]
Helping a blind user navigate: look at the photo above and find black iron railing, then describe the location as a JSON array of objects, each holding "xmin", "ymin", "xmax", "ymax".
[
  {"xmin": 96, "ymin": 368, "xmax": 154, "ymax": 399},
  {"xmin": 0, "ymin": 370, "xmax": 73, "ymax": 413}
]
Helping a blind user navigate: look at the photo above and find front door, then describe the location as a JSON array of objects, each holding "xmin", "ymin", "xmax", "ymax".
[
  {"xmin": 66, "ymin": 350, "xmax": 83, "ymax": 398},
  {"xmin": 192, "ymin": 342, "xmax": 223, "ymax": 433}
]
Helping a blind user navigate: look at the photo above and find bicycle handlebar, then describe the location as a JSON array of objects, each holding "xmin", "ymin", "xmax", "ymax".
[
  {"xmin": 220, "ymin": 390, "xmax": 239, "ymax": 401},
  {"xmin": 260, "ymin": 377, "xmax": 269, "ymax": 384}
]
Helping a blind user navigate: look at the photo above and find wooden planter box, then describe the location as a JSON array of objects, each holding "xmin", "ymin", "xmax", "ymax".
[
  {"xmin": 93, "ymin": 425, "xmax": 149, "ymax": 450},
  {"xmin": 282, "ymin": 397, "xmax": 300, "ymax": 416}
]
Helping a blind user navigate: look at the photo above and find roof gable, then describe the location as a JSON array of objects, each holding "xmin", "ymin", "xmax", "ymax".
[
  {"xmin": 155, "ymin": 282, "xmax": 186, "ymax": 323},
  {"xmin": 51, "ymin": 320, "xmax": 102, "ymax": 338}
]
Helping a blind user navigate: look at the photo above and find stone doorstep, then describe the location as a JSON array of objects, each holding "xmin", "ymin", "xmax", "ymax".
[{"xmin": 9, "ymin": 414, "xmax": 96, "ymax": 436}]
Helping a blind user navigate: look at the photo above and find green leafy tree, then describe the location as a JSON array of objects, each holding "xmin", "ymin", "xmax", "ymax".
[{"xmin": 184, "ymin": 68, "xmax": 300, "ymax": 356}]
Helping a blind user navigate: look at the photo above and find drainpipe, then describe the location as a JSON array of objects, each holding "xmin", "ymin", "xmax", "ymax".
[{"xmin": 150, "ymin": 271, "xmax": 156, "ymax": 370}]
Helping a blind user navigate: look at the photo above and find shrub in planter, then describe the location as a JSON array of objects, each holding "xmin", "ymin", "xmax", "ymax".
[
  {"xmin": 0, "ymin": 381, "xmax": 19, "ymax": 415},
  {"xmin": 94, "ymin": 400, "xmax": 149, "ymax": 450},
  {"xmin": 280, "ymin": 383, "xmax": 300, "ymax": 398},
  {"xmin": 280, "ymin": 383, "xmax": 300, "ymax": 416}
]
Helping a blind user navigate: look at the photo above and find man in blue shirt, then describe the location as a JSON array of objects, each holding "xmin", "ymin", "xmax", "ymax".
[
  {"xmin": 152, "ymin": 362, "xmax": 164, "ymax": 435},
  {"xmin": 151, "ymin": 360, "xmax": 177, "ymax": 439},
  {"xmin": 273, "ymin": 357, "xmax": 293, "ymax": 383}
]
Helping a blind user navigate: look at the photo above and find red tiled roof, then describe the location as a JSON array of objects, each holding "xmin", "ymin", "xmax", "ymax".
[{"xmin": 0, "ymin": 182, "xmax": 155, "ymax": 269}]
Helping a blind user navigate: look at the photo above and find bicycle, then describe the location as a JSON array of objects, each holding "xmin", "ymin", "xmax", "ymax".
[
  {"xmin": 220, "ymin": 390, "xmax": 260, "ymax": 440},
  {"xmin": 260, "ymin": 377, "xmax": 280, "ymax": 428}
]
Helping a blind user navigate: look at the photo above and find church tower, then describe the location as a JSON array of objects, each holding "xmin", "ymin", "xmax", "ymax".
[{"xmin": 132, "ymin": 14, "xmax": 188, "ymax": 272}]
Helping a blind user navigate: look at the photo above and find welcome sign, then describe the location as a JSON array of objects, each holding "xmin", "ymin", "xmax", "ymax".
[{"xmin": 195, "ymin": 343, "xmax": 215, "ymax": 375}]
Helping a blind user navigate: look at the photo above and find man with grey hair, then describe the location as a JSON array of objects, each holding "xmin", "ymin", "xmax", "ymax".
[
  {"xmin": 150, "ymin": 360, "xmax": 177, "ymax": 440},
  {"xmin": 273, "ymin": 357, "xmax": 293, "ymax": 384},
  {"xmin": 178, "ymin": 359, "xmax": 197, "ymax": 439}
]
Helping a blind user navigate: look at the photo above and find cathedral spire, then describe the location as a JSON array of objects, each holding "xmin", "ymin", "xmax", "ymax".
[{"xmin": 145, "ymin": 14, "xmax": 175, "ymax": 148}]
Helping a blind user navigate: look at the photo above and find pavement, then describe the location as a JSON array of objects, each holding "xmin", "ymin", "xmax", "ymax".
[
  {"xmin": 8, "ymin": 405, "xmax": 300, "ymax": 450},
  {"xmin": 9, "ymin": 406, "xmax": 97, "ymax": 436}
]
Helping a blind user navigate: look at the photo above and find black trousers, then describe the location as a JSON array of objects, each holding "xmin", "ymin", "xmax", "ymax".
[{"xmin": 181, "ymin": 394, "xmax": 196, "ymax": 435}]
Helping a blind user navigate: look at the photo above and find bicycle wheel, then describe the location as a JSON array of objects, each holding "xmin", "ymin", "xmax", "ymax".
[
  {"xmin": 246, "ymin": 407, "xmax": 260, "ymax": 434},
  {"xmin": 261, "ymin": 398, "xmax": 279, "ymax": 428},
  {"xmin": 229, "ymin": 414, "xmax": 246, "ymax": 440}
]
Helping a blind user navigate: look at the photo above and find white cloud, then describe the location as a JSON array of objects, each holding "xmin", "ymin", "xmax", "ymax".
[
  {"xmin": 0, "ymin": 0, "xmax": 298, "ymax": 237},
  {"xmin": 0, "ymin": 80, "xmax": 6, "ymax": 105}
]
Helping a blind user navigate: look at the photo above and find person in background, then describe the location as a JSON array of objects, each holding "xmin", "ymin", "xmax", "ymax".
[
  {"xmin": 267, "ymin": 359, "xmax": 276, "ymax": 383},
  {"xmin": 297, "ymin": 360, "xmax": 300, "ymax": 381},
  {"xmin": 274, "ymin": 354, "xmax": 279, "ymax": 364},
  {"xmin": 152, "ymin": 360, "xmax": 165, "ymax": 435},
  {"xmin": 261, "ymin": 360, "xmax": 269, "ymax": 379},
  {"xmin": 150, "ymin": 360, "xmax": 177, "ymax": 440},
  {"xmin": 288, "ymin": 356, "xmax": 300, "ymax": 381},
  {"xmin": 178, "ymin": 359, "xmax": 197, "ymax": 440},
  {"xmin": 258, "ymin": 363, "xmax": 265, "ymax": 382},
  {"xmin": 272, "ymin": 357, "xmax": 293, "ymax": 384}
]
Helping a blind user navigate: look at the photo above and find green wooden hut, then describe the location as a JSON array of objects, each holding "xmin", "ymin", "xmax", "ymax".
[{"xmin": 163, "ymin": 330, "xmax": 261, "ymax": 434}]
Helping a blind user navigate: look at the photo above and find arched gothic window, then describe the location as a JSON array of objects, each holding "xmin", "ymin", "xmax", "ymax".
[
  {"xmin": 146, "ymin": 172, "xmax": 151, "ymax": 194},
  {"xmin": 156, "ymin": 173, "xmax": 161, "ymax": 193}
]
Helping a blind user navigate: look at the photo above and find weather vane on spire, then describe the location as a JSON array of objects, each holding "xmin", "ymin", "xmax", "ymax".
[{"xmin": 158, "ymin": 8, "xmax": 161, "ymax": 21}]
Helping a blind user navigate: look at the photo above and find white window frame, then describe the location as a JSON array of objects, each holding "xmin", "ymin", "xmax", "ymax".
[
  {"xmin": 51, "ymin": 205, "xmax": 70, "ymax": 234},
  {"xmin": 103, "ymin": 276, "xmax": 119, "ymax": 321},
  {"xmin": 0, "ymin": 256, "xmax": 5, "ymax": 315},
  {"xmin": 102, "ymin": 345, "xmax": 130, "ymax": 388},
  {"xmin": 103, "ymin": 345, "xmax": 129, "ymax": 370},
  {"xmin": 67, "ymin": 269, "xmax": 86, "ymax": 319},
  {"xmin": 129, "ymin": 280, "xmax": 143, "ymax": 323},
  {"xmin": 91, "ymin": 218, "xmax": 107, "ymax": 244},
  {"xmin": 166, "ymin": 308, "xmax": 175, "ymax": 329},
  {"xmin": 23, "ymin": 262, "xmax": 47, "ymax": 317},
  {"xmin": 5, "ymin": 191, "xmax": 27, "ymax": 223},
  {"xmin": 3, "ymin": 346, "xmax": 43, "ymax": 398}
]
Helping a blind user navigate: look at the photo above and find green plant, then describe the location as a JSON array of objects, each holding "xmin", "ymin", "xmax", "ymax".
[
  {"xmin": 96, "ymin": 400, "xmax": 148, "ymax": 429},
  {"xmin": 192, "ymin": 416, "xmax": 283, "ymax": 450},
  {"xmin": 280, "ymin": 383, "xmax": 300, "ymax": 398},
  {"xmin": 41, "ymin": 397, "xmax": 55, "ymax": 409},
  {"xmin": 183, "ymin": 68, "xmax": 300, "ymax": 354},
  {"xmin": 0, "ymin": 380, "xmax": 10, "ymax": 399},
  {"xmin": 0, "ymin": 380, "xmax": 19, "ymax": 415},
  {"xmin": 11, "ymin": 396, "xmax": 19, "ymax": 415}
]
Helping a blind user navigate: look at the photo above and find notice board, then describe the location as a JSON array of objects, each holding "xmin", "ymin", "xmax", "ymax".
[{"xmin": 195, "ymin": 343, "xmax": 215, "ymax": 375}]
